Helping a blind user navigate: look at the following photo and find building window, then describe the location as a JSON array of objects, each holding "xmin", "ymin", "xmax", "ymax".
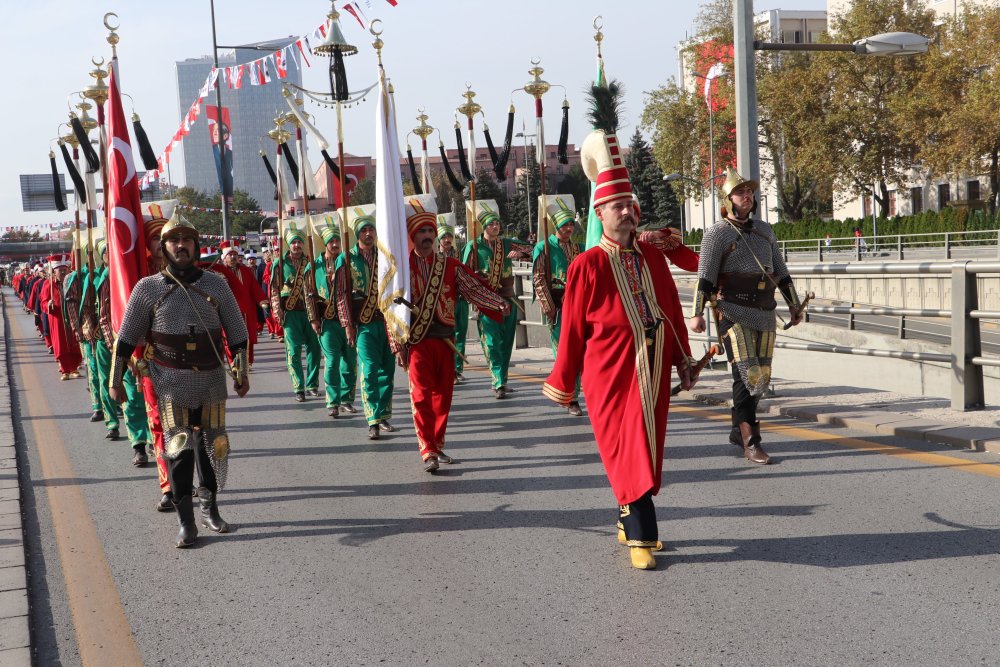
[
  {"xmin": 888, "ymin": 190, "xmax": 897, "ymax": 217},
  {"xmin": 911, "ymin": 187, "xmax": 923, "ymax": 214},
  {"xmin": 938, "ymin": 183, "xmax": 950, "ymax": 209},
  {"xmin": 862, "ymin": 195, "xmax": 871, "ymax": 218},
  {"xmin": 967, "ymin": 180, "xmax": 981, "ymax": 202}
]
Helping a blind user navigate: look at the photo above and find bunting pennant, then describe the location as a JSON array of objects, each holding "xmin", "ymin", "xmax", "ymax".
[
  {"xmin": 343, "ymin": 3, "xmax": 366, "ymax": 28},
  {"xmin": 139, "ymin": 3, "xmax": 401, "ymax": 190},
  {"xmin": 296, "ymin": 38, "xmax": 311, "ymax": 68},
  {"xmin": 274, "ymin": 48, "xmax": 289, "ymax": 79}
]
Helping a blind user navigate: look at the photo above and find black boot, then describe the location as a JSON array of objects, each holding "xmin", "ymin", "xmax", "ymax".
[
  {"xmin": 199, "ymin": 489, "xmax": 230, "ymax": 533},
  {"xmin": 173, "ymin": 495, "xmax": 198, "ymax": 548},
  {"xmin": 728, "ymin": 409, "xmax": 742, "ymax": 448}
]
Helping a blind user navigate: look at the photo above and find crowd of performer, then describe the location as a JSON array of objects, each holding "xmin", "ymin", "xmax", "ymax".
[{"xmin": 8, "ymin": 57, "xmax": 810, "ymax": 570}]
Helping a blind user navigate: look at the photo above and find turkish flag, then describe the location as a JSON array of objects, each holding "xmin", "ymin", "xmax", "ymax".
[{"xmin": 106, "ymin": 60, "xmax": 147, "ymax": 333}]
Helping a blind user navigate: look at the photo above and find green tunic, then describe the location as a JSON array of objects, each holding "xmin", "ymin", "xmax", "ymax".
[
  {"xmin": 337, "ymin": 246, "xmax": 394, "ymax": 424},
  {"xmin": 462, "ymin": 237, "xmax": 518, "ymax": 390},
  {"xmin": 314, "ymin": 255, "xmax": 357, "ymax": 408},
  {"xmin": 279, "ymin": 254, "xmax": 320, "ymax": 393}
]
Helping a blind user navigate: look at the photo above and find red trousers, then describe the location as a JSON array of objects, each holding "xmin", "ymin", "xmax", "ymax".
[
  {"xmin": 140, "ymin": 375, "xmax": 169, "ymax": 494},
  {"xmin": 408, "ymin": 337, "xmax": 456, "ymax": 461}
]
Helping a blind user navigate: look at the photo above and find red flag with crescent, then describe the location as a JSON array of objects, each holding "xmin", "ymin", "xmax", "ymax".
[{"xmin": 106, "ymin": 60, "xmax": 147, "ymax": 332}]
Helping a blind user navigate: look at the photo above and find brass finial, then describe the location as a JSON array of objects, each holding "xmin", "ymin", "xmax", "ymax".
[
  {"xmin": 524, "ymin": 60, "xmax": 551, "ymax": 99},
  {"xmin": 413, "ymin": 110, "xmax": 434, "ymax": 140},
  {"xmin": 105, "ymin": 13, "xmax": 120, "ymax": 59},
  {"xmin": 458, "ymin": 85, "xmax": 481, "ymax": 120},
  {"xmin": 83, "ymin": 58, "xmax": 109, "ymax": 106},
  {"xmin": 268, "ymin": 115, "xmax": 291, "ymax": 144},
  {"xmin": 370, "ymin": 20, "xmax": 384, "ymax": 65},
  {"xmin": 593, "ymin": 16, "xmax": 604, "ymax": 57},
  {"xmin": 76, "ymin": 101, "xmax": 98, "ymax": 132}
]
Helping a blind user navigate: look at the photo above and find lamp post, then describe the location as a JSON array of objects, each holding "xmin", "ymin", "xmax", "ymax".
[{"xmin": 732, "ymin": 0, "xmax": 929, "ymax": 195}]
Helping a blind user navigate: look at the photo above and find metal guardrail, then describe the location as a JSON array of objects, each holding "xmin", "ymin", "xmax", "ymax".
[
  {"xmin": 516, "ymin": 259, "xmax": 998, "ymax": 411},
  {"xmin": 688, "ymin": 229, "xmax": 1000, "ymax": 263}
]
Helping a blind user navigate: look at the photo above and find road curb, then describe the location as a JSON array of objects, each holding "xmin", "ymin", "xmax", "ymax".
[
  {"xmin": 0, "ymin": 290, "xmax": 31, "ymax": 666},
  {"xmin": 508, "ymin": 355, "xmax": 993, "ymax": 453}
]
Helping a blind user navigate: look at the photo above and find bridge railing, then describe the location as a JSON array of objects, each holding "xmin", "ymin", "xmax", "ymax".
[
  {"xmin": 512, "ymin": 259, "xmax": 998, "ymax": 411},
  {"xmin": 688, "ymin": 229, "xmax": 1000, "ymax": 263}
]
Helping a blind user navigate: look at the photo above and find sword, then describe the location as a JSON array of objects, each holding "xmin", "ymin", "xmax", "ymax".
[
  {"xmin": 783, "ymin": 291, "xmax": 815, "ymax": 330},
  {"xmin": 670, "ymin": 343, "xmax": 720, "ymax": 396},
  {"xmin": 392, "ymin": 296, "xmax": 469, "ymax": 363}
]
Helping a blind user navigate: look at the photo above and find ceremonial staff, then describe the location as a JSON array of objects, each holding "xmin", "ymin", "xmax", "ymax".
[
  {"xmin": 512, "ymin": 60, "xmax": 569, "ymax": 304},
  {"xmin": 458, "ymin": 87, "xmax": 482, "ymax": 271},
  {"xmin": 311, "ymin": 2, "xmax": 357, "ymax": 295},
  {"xmin": 282, "ymin": 101, "xmax": 320, "ymax": 299},
  {"xmin": 69, "ymin": 97, "xmax": 100, "ymax": 311},
  {"xmin": 267, "ymin": 117, "xmax": 292, "ymax": 305},
  {"xmin": 406, "ymin": 109, "xmax": 434, "ymax": 195}
]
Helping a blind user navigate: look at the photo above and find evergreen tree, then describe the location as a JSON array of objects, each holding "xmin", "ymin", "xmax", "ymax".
[{"xmin": 625, "ymin": 129, "xmax": 681, "ymax": 229}]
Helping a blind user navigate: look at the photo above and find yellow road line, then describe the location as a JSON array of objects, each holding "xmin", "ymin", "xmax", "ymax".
[
  {"xmin": 9, "ymin": 303, "xmax": 143, "ymax": 665},
  {"xmin": 474, "ymin": 363, "xmax": 1000, "ymax": 480}
]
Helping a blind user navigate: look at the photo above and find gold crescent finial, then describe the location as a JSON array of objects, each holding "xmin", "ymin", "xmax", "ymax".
[
  {"xmin": 104, "ymin": 12, "xmax": 119, "ymax": 31},
  {"xmin": 369, "ymin": 19, "xmax": 383, "ymax": 37},
  {"xmin": 92, "ymin": 56, "xmax": 105, "ymax": 68},
  {"xmin": 593, "ymin": 16, "xmax": 603, "ymax": 31}
]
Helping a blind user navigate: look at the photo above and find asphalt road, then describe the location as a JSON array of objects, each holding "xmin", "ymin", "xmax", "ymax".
[{"xmin": 8, "ymin": 295, "xmax": 1000, "ymax": 666}]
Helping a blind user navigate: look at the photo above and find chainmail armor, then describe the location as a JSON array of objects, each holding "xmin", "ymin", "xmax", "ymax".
[
  {"xmin": 116, "ymin": 271, "xmax": 248, "ymax": 408},
  {"xmin": 695, "ymin": 218, "xmax": 790, "ymax": 332}
]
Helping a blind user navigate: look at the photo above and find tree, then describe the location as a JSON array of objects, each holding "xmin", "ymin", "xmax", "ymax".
[
  {"xmin": 625, "ymin": 129, "xmax": 681, "ymax": 229},
  {"xmin": 173, "ymin": 187, "xmax": 261, "ymax": 237},
  {"xmin": 348, "ymin": 178, "xmax": 375, "ymax": 206},
  {"xmin": 557, "ymin": 164, "xmax": 591, "ymax": 219},
  {"xmin": 792, "ymin": 0, "xmax": 937, "ymax": 218},
  {"xmin": 897, "ymin": 4, "xmax": 1000, "ymax": 213},
  {"xmin": 1, "ymin": 229, "xmax": 41, "ymax": 242},
  {"xmin": 230, "ymin": 190, "xmax": 263, "ymax": 236}
]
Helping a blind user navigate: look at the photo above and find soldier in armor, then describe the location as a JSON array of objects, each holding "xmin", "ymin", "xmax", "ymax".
[
  {"xmin": 313, "ymin": 220, "xmax": 357, "ymax": 418},
  {"xmin": 270, "ymin": 225, "xmax": 321, "ymax": 402},
  {"xmin": 689, "ymin": 168, "xmax": 804, "ymax": 465},
  {"xmin": 336, "ymin": 208, "xmax": 396, "ymax": 440},
  {"xmin": 111, "ymin": 216, "xmax": 249, "ymax": 548},
  {"xmin": 532, "ymin": 195, "xmax": 583, "ymax": 416}
]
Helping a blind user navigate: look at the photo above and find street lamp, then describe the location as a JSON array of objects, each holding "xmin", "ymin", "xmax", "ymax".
[{"xmin": 732, "ymin": 0, "xmax": 930, "ymax": 188}]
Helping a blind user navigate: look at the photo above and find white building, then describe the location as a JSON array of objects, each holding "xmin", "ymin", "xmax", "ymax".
[{"xmin": 829, "ymin": 0, "xmax": 990, "ymax": 221}]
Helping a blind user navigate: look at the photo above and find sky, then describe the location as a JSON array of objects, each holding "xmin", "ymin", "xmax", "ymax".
[{"xmin": 1, "ymin": 0, "xmax": 826, "ymax": 230}]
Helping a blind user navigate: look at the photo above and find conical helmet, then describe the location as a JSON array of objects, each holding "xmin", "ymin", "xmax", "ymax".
[{"xmin": 719, "ymin": 166, "xmax": 759, "ymax": 201}]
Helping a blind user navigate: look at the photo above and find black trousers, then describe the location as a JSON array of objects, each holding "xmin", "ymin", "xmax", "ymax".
[
  {"xmin": 720, "ymin": 323, "xmax": 759, "ymax": 426},
  {"xmin": 167, "ymin": 407, "xmax": 218, "ymax": 502},
  {"xmin": 618, "ymin": 491, "xmax": 658, "ymax": 547}
]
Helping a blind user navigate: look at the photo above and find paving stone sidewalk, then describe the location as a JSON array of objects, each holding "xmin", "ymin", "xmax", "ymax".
[{"xmin": 0, "ymin": 291, "xmax": 30, "ymax": 666}]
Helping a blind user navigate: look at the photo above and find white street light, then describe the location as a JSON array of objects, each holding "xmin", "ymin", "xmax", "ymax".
[{"xmin": 853, "ymin": 32, "xmax": 930, "ymax": 56}]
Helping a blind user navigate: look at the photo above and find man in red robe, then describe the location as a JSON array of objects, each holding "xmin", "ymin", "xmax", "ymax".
[
  {"xmin": 400, "ymin": 197, "xmax": 510, "ymax": 472},
  {"xmin": 220, "ymin": 240, "xmax": 267, "ymax": 366},
  {"xmin": 543, "ymin": 117, "xmax": 695, "ymax": 571},
  {"xmin": 41, "ymin": 254, "xmax": 83, "ymax": 380}
]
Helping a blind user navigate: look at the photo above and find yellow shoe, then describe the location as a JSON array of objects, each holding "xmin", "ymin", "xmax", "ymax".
[
  {"xmin": 630, "ymin": 547, "xmax": 656, "ymax": 570},
  {"xmin": 618, "ymin": 529, "xmax": 664, "ymax": 551}
]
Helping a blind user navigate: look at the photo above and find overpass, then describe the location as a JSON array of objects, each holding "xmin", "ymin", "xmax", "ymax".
[{"xmin": 0, "ymin": 240, "xmax": 72, "ymax": 261}]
